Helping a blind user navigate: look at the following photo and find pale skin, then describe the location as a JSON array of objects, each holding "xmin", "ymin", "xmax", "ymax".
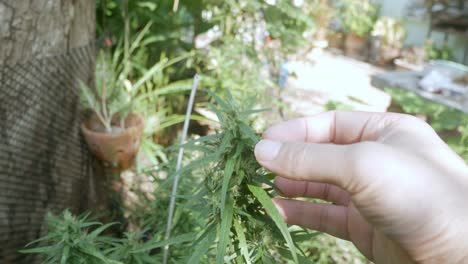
[{"xmin": 254, "ymin": 111, "xmax": 468, "ymax": 264}]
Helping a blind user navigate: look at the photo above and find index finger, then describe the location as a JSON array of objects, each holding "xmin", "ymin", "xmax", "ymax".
[{"xmin": 263, "ymin": 111, "xmax": 403, "ymax": 144}]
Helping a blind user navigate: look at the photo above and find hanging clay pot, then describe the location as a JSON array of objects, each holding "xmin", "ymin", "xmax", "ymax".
[{"xmin": 81, "ymin": 113, "xmax": 144, "ymax": 171}]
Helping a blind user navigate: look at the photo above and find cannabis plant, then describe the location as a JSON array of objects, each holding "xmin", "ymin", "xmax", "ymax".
[
  {"xmin": 170, "ymin": 92, "xmax": 315, "ymax": 263},
  {"xmin": 20, "ymin": 210, "xmax": 118, "ymax": 264},
  {"xmin": 20, "ymin": 210, "xmax": 194, "ymax": 264}
]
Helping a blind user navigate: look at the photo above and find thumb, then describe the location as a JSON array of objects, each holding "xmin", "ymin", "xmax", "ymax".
[{"xmin": 254, "ymin": 139, "xmax": 386, "ymax": 193}]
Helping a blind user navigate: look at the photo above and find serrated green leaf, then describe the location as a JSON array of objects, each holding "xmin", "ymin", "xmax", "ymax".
[
  {"xmin": 19, "ymin": 245, "xmax": 57, "ymax": 254},
  {"xmin": 253, "ymin": 174, "xmax": 286, "ymax": 197},
  {"xmin": 220, "ymin": 159, "xmax": 235, "ymax": 214},
  {"xmin": 88, "ymin": 222, "xmax": 117, "ymax": 239},
  {"xmin": 23, "ymin": 234, "xmax": 56, "ymax": 248},
  {"xmin": 291, "ymin": 232, "xmax": 320, "ymax": 242},
  {"xmin": 247, "ymin": 185, "xmax": 298, "ymax": 264},
  {"xmin": 176, "ymin": 153, "xmax": 219, "ymax": 176},
  {"xmin": 131, "ymin": 233, "xmax": 196, "ymax": 253},
  {"xmin": 208, "ymin": 102, "xmax": 226, "ymax": 124},
  {"xmin": 216, "ymin": 200, "xmax": 234, "ymax": 264},
  {"xmin": 238, "ymin": 122, "xmax": 259, "ymax": 143},
  {"xmin": 187, "ymin": 226, "xmax": 216, "ymax": 264},
  {"xmin": 206, "ymin": 89, "xmax": 229, "ymax": 109},
  {"xmin": 241, "ymin": 108, "xmax": 270, "ymax": 116},
  {"xmin": 60, "ymin": 245, "xmax": 69, "ymax": 264},
  {"xmin": 277, "ymin": 247, "xmax": 314, "ymax": 264},
  {"xmin": 215, "ymin": 131, "xmax": 233, "ymax": 156},
  {"xmin": 261, "ymin": 254, "xmax": 275, "ymax": 264},
  {"xmin": 233, "ymin": 218, "xmax": 252, "ymax": 264}
]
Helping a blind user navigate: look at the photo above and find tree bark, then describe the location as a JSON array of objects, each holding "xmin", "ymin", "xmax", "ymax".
[
  {"xmin": 0, "ymin": 0, "xmax": 95, "ymax": 65},
  {"xmin": 0, "ymin": 1, "xmax": 97, "ymax": 263}
]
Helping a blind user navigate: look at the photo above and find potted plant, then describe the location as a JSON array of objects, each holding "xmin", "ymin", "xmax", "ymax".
[
  {"xmin": 340, "ymin": 0, "xmax": 379, "ymax": 58},
  {"xmin": 371, "ymin": 17, "xmax": 407, "ymax": 65},
  {"xmin": 327, "ymin": 18, "xmax": 345, "ymax": 51},
  {"xmin": 309, "ymin": 0, "xmax": 335, "ymax": 49},
  {"xmin": 79, "ymin": 52, "xmax": 144, "ymax": 171}
]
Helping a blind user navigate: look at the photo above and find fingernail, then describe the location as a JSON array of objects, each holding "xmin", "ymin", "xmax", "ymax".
[{"xmin": 255, "ymin": 140, "xmax": 281, "ymax": 161}]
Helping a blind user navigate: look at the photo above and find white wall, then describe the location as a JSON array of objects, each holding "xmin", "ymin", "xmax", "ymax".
[{"xmin": 375, "ymin": 0, "xmax": 467, "ymax": 64}]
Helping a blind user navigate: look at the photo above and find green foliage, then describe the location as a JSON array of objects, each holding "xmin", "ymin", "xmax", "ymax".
[
  {"xmin": 457, "ymin": 124, "xmax": 468, "ymax": 161},
  {"xmin": 79, "ymin": 51, "xmax": 131, "ymax": 132},
  {"xmin": 20, "ymin": 209, "xmax": 196, "ymax": 264},
  {"xmin": 200, "ymin": 38, "xmax": 272, "ymax": 100},
  {"xmin": 170, "ymin": 92, "xmax": 311, "ymax": 263},
  {"xmin": 386, "ymin": 88, "xmax": 468, "ymax": 162},
  {"xmin": 325, "ymin": 100, "xmax": 354, "ymax": 111},
  {"xmin": 97, "ymin": 0, "xmax": 315, "ymax": 101},
  {"xmin": 296, "ymin": 234, "xmax": 369, "ymax": 264},
  {"xmin": 306, "ymin": 0, "xmax": 334, "ymax": 37},
  {"xmin": 339, "ymin": 0, "xmax": 379, "ymax": 37},
  {"xmin": 20, "ymin": 210, "xmax": 118, "ymax": 264},
  {"xmin": 386, "ymin": 89, "xmax": 467, "ymax": 131},
  {"xmin": 80, "ymin": 23, "xmax": 195, "ymax": 134},
  {"xmin": 424, "ymin": 40, "xmax": 455, "ymax": 61}
]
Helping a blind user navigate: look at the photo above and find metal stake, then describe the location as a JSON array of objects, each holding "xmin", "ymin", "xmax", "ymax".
[{"xmin": 162, "ymin": 74, "xmax": 200, "ymax": 264}]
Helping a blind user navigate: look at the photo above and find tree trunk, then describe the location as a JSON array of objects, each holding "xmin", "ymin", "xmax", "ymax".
[{"xmin": 0, "ymin": 1, "xmax": 99, "ymax": 263}]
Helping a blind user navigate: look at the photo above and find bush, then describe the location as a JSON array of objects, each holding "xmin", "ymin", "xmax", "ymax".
[{"xmin": 339, "ymin": 0, "xmax": 379, "ymax": 37}]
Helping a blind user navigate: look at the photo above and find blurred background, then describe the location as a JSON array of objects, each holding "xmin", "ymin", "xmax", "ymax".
[{"xmin": 0, "ymin": 0, "xmax": 467, "ymax": 263}]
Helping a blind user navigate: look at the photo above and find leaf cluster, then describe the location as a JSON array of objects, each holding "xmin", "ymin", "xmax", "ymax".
[
  {"xmin": 20, "ymin": 210, "xmax": 119, "ymax": 264},
  {"xmin": 338, "ymin": 0, "xmax": 379, "ymax": 37},
  {"xmin": 173, "ymin": 92, "xmax": 315, "ymax": 263},
  {"xmin": 20, "ymin": 210, "xmax": 195, "ymax": 264}
]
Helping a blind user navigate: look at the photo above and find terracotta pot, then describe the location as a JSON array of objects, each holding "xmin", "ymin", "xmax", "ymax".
[
  {"xmin": 345, "ymin": 33, "xmax": 367, "ymax": 58},
  {"xmin": 328, "ymin": 32, "xmax": 344, "ymax": 50},
  {"xmin": 378, "ymin": 45, "xmax": 401, "ymax": 65},
  {"xmin": 81, "ymin": 113, "xmax": 145, "ymax": 171}
]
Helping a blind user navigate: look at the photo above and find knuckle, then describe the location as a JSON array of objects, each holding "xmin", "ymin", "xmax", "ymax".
[{"xmin": 343, "ymin": 142, "xmax": 381, "ymax": 191}]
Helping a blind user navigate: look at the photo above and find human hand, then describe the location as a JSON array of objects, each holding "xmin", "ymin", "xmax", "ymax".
[{"xmin": 254, "ymin": 111, "xmax": 468, "ymax": 264}]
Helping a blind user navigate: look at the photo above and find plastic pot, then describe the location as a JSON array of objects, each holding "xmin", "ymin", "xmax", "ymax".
[{"xmin": 81, "ymin": 113, "xmax": 144, "ymax": 171}]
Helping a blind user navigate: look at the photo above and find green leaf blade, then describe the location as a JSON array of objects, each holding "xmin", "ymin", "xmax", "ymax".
[
  {"xmin": 220, "ymin": 159, "xmax": 235, "ymax": 214},
  {"xmin": 247, "ymin": 184, "xmax": 298, "ymax": 263},
  {"xmin": 132, "ymin": 233, "xmax": 197, "ymax": 253},
  {"xmin": 187, "ymin": 226, "xmax": 216, "ymax": 264},
  {"xmin": 233, "ymin": 217, "xmax": 252, "ymax": 264},
  {"xmin": 216, "ymin": 200, "xmax": 234, "ymax": 264}
]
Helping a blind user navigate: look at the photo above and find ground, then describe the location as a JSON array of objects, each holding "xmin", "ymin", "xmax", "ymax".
[{"xmin": 279, "ymin": 50, "xmax": 392, "ymax": 120}]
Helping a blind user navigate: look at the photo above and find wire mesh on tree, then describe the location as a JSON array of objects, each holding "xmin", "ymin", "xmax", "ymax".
[{"xmin": 0, "ymin": 43, "xmax": 96, "ymax": 264}]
